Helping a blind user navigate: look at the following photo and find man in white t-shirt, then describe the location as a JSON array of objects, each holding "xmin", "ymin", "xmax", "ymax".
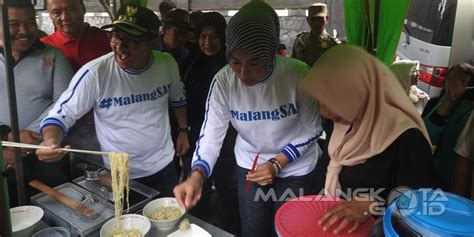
[{"xmin": 37, "ymin": 4, "xmax": 190, "ymax": 197}]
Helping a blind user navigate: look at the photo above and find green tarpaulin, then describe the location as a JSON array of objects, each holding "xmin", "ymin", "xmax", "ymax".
[{"xmin": 344, "ymin": 0, "xmax": 410, "ymax": 65}]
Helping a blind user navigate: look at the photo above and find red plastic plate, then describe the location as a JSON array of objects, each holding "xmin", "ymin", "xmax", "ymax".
[{"xmin": 275, "ymin": 195, "xmax": 375, "ymax": 237}]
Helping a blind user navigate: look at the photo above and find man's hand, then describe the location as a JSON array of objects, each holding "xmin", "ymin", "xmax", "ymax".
[
  {"xmin": 173, "ymin": 169, "xmax": 204, "ymax": 210},
  {"xmin": 3, "ymin": 148, "xmax": 15, "ymax": 166},
  {"xmin": 7, "ymin": 130, "xmax": 40, "ymax": 156},
  {"xmin": 36, "ymin": 126, "xmax": 67, "ymax": 162},
  {"xmin": 36, "ymin": 137, "xmax": 69, "ymax": 163},
  {"xmin": 8, "ymin": 129, "xmax": 40, "ymax": 144},
  {"xmin": 175, "ymin": 132, "xmax": 190, "ymax": 156}
]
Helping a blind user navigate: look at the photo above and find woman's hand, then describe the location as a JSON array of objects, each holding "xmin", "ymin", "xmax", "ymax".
[
  {"xmin": 174, "ymin": 169, "xmax": 204, "ymax": 210},
  {"xmin": 246, "ymin": 162, "xmax": 277, "ymax": 185},
  {"xmin": 318, "ymin": 199, "xmax": 373, "ymax": 234}
]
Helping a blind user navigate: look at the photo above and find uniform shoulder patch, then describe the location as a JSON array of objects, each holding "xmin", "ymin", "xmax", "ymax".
[{"xmin": 296, "ymin": 31, "xmax": 309, "ymax": 38}]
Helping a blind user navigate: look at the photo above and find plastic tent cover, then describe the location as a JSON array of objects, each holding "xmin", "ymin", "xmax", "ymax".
[{"xmin": 344, "ymin": 0, "xmax": 410, "ymax": 66}]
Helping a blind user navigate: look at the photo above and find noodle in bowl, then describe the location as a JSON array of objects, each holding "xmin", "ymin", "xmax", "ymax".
[
  {"xmin": 142, "ymin": 197, "xmax": 185, "ymax": 230},
  {"xmin": 100, "ymin": 214, "xmax": 150, "ymax": 237}
]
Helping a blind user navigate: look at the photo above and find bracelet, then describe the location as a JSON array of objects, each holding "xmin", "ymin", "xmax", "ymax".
[
  {"xmin": 269, "ymin": 158, "xmax": 282, "ymax": 171},
  {"xmin": 270, "ymin": 161, "xmax": 280, "ymax": 175},
  {"xmin": 269, "ymin": 158, "xmax": 282, "ymax": 174},
  {"xmin": 177, "ymin": 126, "xmax": 190, "ymax": 133}
]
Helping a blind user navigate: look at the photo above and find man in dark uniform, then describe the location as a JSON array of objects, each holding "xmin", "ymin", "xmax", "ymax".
[{"xmin": 292, "ymin": 3, "xmax": 339, "ymax": 67}]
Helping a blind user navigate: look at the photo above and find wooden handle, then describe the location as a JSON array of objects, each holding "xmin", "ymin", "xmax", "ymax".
[
  {"xmin": 28, "ymin": 180, "xmax": 97, "ymax": 217},
  {"xmin": 29, "ymin": 180, "xmax": 80, "ymax": 210}
]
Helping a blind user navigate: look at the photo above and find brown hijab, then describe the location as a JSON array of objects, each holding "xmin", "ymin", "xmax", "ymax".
[{"xmin": 300, "ymin": 45, "xmax": 431, "ymax": 197}]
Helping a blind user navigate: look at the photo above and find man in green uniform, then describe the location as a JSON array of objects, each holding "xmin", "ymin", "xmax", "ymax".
[{"xmin": 292, "ymin": 3, "xmax": 339, "ymax": 67}]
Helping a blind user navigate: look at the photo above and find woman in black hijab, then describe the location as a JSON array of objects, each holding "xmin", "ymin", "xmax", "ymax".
[{"xmin": 182, "ymin": 12, "xmax": 240, "ymax": 234}]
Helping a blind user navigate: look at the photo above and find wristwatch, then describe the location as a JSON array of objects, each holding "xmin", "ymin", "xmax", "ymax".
[{"xmin": 177, "ymin": 126, "xmax": 190, "ymax": 133}]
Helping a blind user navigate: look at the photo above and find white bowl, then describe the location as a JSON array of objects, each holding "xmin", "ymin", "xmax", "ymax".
[
  {"xmin": 142, "ymin": 197, "xmax": 185, "ymax": 231},
  {"xmin": 100, "ymin": 214, "xmax": 151, "ymax": 237},
  {"xmin": 32, "ymin": 227, "xmax": 70, "ymax": 237},
  {"xmin": 10, "ymin": 205, "xmax": 44, "ymax": 237}
]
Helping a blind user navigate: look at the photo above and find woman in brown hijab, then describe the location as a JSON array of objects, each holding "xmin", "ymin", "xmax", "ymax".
[{"xmin": 300, "ymin": 45, "xmax": 438, "ymax": 234}]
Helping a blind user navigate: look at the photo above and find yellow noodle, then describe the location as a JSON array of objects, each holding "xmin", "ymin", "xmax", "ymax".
[
  {"xmin": 150, "ymin": 206, "xmax": 182, "ymax": 221},
  {"xmin": 179, "ymin": 218, "xmax": 190, "ymax": 230},
  {"xmin": 109, "ymin": 228, "xmax": 141, "ymax": 237},
  {"xmin": 108, "ymin": 152, "xmax": 130, "ymax": 229}
]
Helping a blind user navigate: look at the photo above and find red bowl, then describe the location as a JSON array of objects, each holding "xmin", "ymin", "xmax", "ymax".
[{"xmin": 275, "ymin": 195, "xmax": 375, "ymax": 237}]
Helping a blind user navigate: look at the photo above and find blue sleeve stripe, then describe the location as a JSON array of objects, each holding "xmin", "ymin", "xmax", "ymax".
[
  {"xmin": 192, "ymin": 159, "xmax": 210, "ymax": 178},
  {"xmin": 193, "ymin": 79, "xmax": 218, "ymax": 160},
  {"xmin": 57, "ymin": 69, "xmax": 89, "ymax": 114},
  {"xmin": 281, "ymin": 149, "xmax": 294, "ymax": 162},
  {"xmin": 169, "ymin": 100, "xmax": 187, "ymax": 107},
  {"xmin": 283, "ymin": 135, "xmax": 320, "ymax": 162},
  {"xmin": 282, "ymin": 145, "xmax": 299, "ymax": 162},
  {"xmin": 40, "ymin": 118, "xmax": 67, "ymax": 136},
  {"xmin": 294, "ymin": 135, "xmax": 319, "ymax": 148},
  {"xmin": 288, "ymin": 144, "xmax": 300, "ymax": 158}
]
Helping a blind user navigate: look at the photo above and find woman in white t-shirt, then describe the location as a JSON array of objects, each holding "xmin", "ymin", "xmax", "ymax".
[{"xmin": 173, "ymin": 2, "xmax": 323, "ymax": 236}]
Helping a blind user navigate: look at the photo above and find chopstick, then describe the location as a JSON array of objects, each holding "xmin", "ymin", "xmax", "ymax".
[
  {"xmin": 245, "ymin": 152, "xmax": 260, "ymax": 192},
  {"xmin": 2, "ymin": 141, "xmax": 110, "ymax": 156}
]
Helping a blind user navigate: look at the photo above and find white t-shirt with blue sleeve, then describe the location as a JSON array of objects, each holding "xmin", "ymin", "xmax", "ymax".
[
  {"xmin": 41, "ymin": 51, "xmax": 186, "ymax": 179},
  {"xmin": 192, "ymin": 55, "xmax": 323, "ymax": 178}
]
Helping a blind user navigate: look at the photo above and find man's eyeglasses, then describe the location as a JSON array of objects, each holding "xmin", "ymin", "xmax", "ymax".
[{"xmin": 107, "ymin": 32, "xmax": 149, "ymax": 48}]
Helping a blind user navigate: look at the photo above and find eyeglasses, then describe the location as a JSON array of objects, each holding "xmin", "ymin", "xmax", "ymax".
[{"xmin": 107, "ymin": 32, "xmax": 149, "ymax": 48}]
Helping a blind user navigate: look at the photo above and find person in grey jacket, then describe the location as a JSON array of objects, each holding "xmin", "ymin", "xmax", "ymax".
[{"xmin": 0, "ymin": 1, "xmax": 73, "ymax": 206}]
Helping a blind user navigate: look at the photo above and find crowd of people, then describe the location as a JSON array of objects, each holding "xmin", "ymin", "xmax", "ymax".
[{"xmin": 1, "ymin": 0, "xmax": 473, "ymax": 236}]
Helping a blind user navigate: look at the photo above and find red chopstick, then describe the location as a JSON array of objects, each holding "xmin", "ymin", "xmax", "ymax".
[{"xmin": 245, "ymin": 152, "xmax": 260, "ymax": 192}]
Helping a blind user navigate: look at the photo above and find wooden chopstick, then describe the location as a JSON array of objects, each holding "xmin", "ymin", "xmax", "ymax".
[
  {"xmin": 2, "ymin": 141, "xmax": 110, "ymax": 156},
  {"xmin": 245, "ymin": 152, "xmax": 260, "ymax": 192}
]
